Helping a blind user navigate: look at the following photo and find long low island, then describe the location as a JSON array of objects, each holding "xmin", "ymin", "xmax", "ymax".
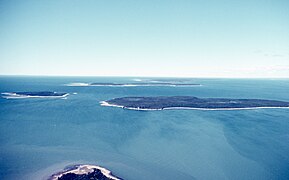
[{"xmin": 100, "ymin": 96, "xmax": 289, "ymax": 110}]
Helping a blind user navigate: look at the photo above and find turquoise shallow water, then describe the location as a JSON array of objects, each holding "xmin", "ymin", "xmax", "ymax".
[{"xmin": 0, "ymin": 76, "xmax": 289, "ymax": 180}]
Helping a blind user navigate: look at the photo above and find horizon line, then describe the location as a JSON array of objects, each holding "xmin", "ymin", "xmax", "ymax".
[{"xmin": 0, "ymin": 74, "xmax": 289, "ymax": 79}]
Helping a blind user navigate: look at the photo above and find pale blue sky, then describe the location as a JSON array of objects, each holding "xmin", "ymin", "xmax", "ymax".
[{"xmin": 0, "ymin": 0, "xmax": 289, "ymax": 77}]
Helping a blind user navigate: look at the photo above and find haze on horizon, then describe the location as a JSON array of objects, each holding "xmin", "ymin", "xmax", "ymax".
[{"xmin": 0, "ymin": 0, "xmax": 289, "ymax": 78}]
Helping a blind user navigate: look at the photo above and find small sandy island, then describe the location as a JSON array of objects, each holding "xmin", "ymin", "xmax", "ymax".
[
  {"xmin": 100, "ymin": 96, "xmax": 289, "ymax": 111},
  {"xmin": 1, "ymin": 91, "xmax": 69, "ymax": 99},
  {"xmin": 48, "ymin": 164, "xmax": 122, "ymax": 180}
]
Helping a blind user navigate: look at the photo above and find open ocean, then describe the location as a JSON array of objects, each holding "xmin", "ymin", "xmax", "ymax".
[{"xmin": 0, "ymin": 76, "xmax": 289, "ymax": 180}]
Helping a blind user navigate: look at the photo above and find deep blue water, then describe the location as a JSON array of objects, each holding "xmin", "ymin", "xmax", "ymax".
[{"xmin": 0, "ymin": 76, "xmax": 289, "ymax": 180}]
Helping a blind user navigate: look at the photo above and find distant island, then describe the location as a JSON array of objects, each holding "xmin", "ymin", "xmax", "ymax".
[
  {"xmin": 133, "ymin": 78, "xmax": 195, "ymax": 83},
  {"xmin": 66, "ymin": 82, "xmax": 200, "ymax": 87},
  {"xmin": 1, "ymin": 91, "xmax": 68, "ymax": 99},
  {"xmin": 100, "ymin": 96, "xmax": 289, "ymax": 110},
  {"xmin": 48, "ymin": 164, "xmax": 122, "ymax": 180}
]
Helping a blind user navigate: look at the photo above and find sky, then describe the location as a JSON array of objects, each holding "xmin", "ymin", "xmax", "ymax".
[{"xmin": 0, "ymin": 0, "xmax": 289, "ymax": 78}]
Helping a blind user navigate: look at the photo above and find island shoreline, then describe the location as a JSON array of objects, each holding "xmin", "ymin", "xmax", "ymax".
[{"xmin": 100, "ymin": 96, "xmax": 289, "ymax": 111}]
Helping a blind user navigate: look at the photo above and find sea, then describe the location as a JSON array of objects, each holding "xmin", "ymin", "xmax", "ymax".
[{"xmin": 0, "ymin": 76, "xmax": 289, "ymax": 180}]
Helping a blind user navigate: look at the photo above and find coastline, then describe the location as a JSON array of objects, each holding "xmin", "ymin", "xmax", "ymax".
[
  {"xmin": 100, "ymin": 101, "xmax": 289, "ymax": 111},
  {"xmin": 48, "ymin": 164, "xmax": 122, "ymax": 180},
  {"xmin": 1, "ymin": 92, "xmax": 69, "ymax": 99}
]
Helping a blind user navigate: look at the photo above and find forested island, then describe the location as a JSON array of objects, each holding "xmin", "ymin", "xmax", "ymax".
[
  {"xmin": 1, "ymin": 91, "xmax": 68, "ymax": 99},
  {"xmin": 101, "ymin": 96, "xmax": 289, "ymax": 110}
]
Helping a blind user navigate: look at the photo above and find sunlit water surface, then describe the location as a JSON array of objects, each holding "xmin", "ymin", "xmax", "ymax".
[{"xmin": 0, "ymin": 77, "xmax": 289, "ymax": 180}]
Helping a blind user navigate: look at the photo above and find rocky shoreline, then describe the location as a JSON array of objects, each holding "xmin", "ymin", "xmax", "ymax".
[{"xmin": 48, "ymin": 164, "xmax": 122, "ymax": 180}]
